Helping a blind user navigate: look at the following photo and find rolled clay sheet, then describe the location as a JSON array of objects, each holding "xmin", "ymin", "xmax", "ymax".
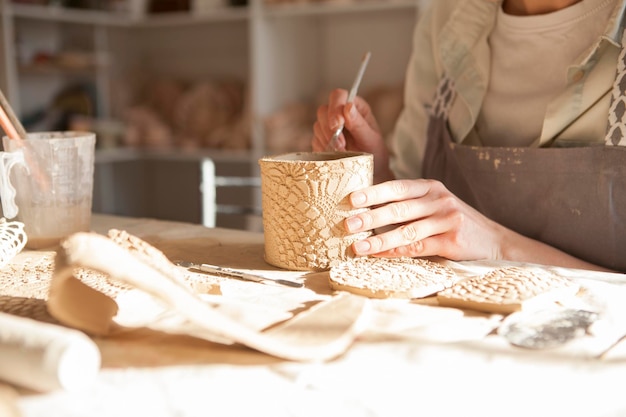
[
  {"xmin": 0, "ymin": 312, "xmax": 101, "ymax": 392},
  {"xmin": 48, "ymin": 231, "xmax": 370, "ymax": 362}
]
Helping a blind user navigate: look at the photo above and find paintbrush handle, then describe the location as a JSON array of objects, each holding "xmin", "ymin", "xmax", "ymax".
[
  {"xmin": 0, "ymin": 105, "xmax": 20, "ymax": 141},
  {"xmin": 347, "ymin": 51, "xmax": 371, "ymax": 103},
  {"xmin": 0, "ymin": 88, "xmax": 26, "ymax": 140},
  {"xmin": 0, "ymin": 88, "xmax": 52, "ymax": 195},
  {"xmin": 326, "ymin": 51, "xmax": 372, "ymax": 151}
]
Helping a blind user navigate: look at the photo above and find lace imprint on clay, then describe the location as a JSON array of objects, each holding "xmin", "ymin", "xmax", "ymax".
[
  {"xmin": 106, "ymin": 229, "xmax": 221, "ymax": 293},
  {"xmin": 437, "ymin": 266, "xmax": 579, "ymax": 314},
  {"xmin": 260, "ymin": 153, "xmax": 373, "ymax": 271},
  {"xmin": 329, "ymin": 256, "xmax": 458, "ymax": 299}
]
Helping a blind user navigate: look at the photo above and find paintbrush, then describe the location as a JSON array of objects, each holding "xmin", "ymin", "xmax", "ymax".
[
  {"xmin": 0, "ymin": 88, "xmax": 50, "ymax": 199},
  {"xmin": 0, "ymin": 88, "xmax": 26, "ymax": 141}
]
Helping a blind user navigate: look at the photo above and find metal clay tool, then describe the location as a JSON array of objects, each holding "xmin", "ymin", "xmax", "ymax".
[{"xmin": 176, "ymin": 260, "xmax": 304, "ymax": 288}]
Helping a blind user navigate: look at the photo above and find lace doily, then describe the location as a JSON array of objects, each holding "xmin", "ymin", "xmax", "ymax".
[
  {"xmin": 0, "ymin": 228, "xmax": 222, "ymax": 324},
  {"xmin": 0, "ymin": 254, "xmax": 56, "ymax": 323}
]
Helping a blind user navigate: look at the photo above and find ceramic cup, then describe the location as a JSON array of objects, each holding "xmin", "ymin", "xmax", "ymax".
[
  {"xmin": 259, "ymin": 151, "xmax": 373, "ymax": 271},
  {"xmin": 0, "ymin": 131, "xmax": 96, "ymax": 249}
]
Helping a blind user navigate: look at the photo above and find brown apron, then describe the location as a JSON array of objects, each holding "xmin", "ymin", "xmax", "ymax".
[{"xmin": 422, "ymin": 72, "xmax": 626, "ymax": 272}]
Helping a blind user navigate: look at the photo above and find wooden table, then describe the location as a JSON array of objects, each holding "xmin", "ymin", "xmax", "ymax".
[{"xmin": 4, "ymin": 214, "xmax": 626, "ymax": 417}]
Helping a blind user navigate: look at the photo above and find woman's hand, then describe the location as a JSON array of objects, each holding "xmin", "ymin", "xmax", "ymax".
[
  {"xmin": 344, "ymin": 178, "xmax": 611, "ymax": 271},
  {"xmin": 312, "ymin": 88, "xmax": 394, "ymax": 183},
  {"xmin": 344, "ymin": 179, "xmax": 503, "ymax": 260}
]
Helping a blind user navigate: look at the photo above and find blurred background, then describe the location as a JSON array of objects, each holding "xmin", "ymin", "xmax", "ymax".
[{"xmin": 0, "ymin": 0, "xmax": 427, "ymax": 231}]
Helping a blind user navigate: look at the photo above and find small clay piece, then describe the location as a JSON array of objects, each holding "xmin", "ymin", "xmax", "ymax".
[
  {"xmin": 436, "ymin": 266, "xmax": 579, "ymax": 314},
  {"xmin": 328, "ymin": 256, "xmax": 458, "ymax": 299}
]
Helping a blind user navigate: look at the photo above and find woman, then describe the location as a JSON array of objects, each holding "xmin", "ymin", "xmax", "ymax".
[{"xmin": 312, "ymin": 0, "xmax": 626, "ymax": 272}]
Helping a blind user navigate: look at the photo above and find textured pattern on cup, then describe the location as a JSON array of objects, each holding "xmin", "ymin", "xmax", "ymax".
[{"xmin": 260, "ymin": 151, "xmax": 373, "ymax": 271}]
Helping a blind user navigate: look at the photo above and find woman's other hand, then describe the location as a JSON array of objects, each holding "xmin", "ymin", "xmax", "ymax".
[{"xmin": 312, "ymin": 88, "xmax": 394, "ymax": 183}]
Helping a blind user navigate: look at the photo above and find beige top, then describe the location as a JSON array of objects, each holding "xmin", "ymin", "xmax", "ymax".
[
  {"xmin": 476, "ymin": 0, "xmax": 617, "ymax": 147},
  {"xmin": 390, "ymin": 0, "xmax": 626, "ymax": 179}
]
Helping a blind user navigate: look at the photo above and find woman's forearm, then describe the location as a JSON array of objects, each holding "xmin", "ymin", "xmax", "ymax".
[{"xmin": 497, "ymin": 225, "xmax": 615, "ymax": 272}]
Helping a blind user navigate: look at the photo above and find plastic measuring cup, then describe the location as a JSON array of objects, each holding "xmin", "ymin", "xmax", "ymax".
[{"xmin": 0, "ymin": 131, "xmax": 96, "ymax": 249}]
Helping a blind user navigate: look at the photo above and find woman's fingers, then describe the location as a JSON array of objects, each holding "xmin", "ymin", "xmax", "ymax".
[
  {"xmin": 347, "ymin": 179, "xmax": 441, "ymax": 221},
  {"xmin": 328, "ymin": 89, "xmax": 349, "ymax": 131},
  {"xmin": 343, "ymin": 100, "xmax": 381, "ymax": 149},
  {"xmin": 312, "ymin": 89, "xmax": 385, "ymax": 155},
  {"xmin": 344, "ymin": 180, "xmax": 448, "ymax": 253},
  {"xmin": 351, "ymin": 208, "xmax": 461, "ymax": 256},
  {"xmin": 313, "ymin": 121, "xmax": 345, "ymax": 151},
  {"xmin": 370, "ymin": 232, "xmax": 460, "ymax": 259},
  {"xmin": 343, "ymin": 178, "xmax": 484, "ymax": 259},
  {"xmin": 312, "ymin": 91, "xmax": 350, "ymax": 151},
  {"xmin": 349, "ymin": 179, "xmax": 432, "ymax": 208}
]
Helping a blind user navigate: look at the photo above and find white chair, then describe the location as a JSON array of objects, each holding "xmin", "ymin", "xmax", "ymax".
[{"xmin": 201, "ymin": 159, "xmax": 262, "ymax": 229}]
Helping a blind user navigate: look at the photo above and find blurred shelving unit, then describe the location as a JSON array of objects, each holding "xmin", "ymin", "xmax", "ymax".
[{"xmin": 0, "ymin": 0, "xmax": 423, "ymax": 230}]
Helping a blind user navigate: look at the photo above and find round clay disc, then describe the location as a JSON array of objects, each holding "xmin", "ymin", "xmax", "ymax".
[{"xmin": 328, "ymin": 256, "xmax": 458, "ymax": 299}]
